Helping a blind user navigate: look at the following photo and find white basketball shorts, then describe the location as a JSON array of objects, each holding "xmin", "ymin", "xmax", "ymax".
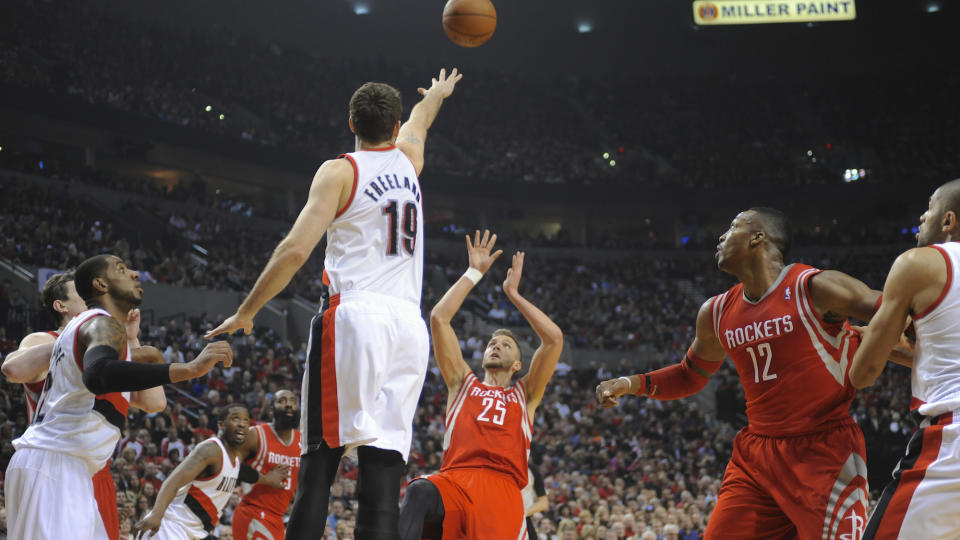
[{"xmin": 301, "ymin": 289, "xmax": 429, "ymax": 461}]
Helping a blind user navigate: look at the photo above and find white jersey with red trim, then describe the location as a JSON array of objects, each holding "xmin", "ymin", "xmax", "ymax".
[
  {"xmin": 163, "ymin": 437, "xmax": 241, "ymax": 535},
  {"xmin": 323, "ymin": 146, "xmax": 424, "ymax": 306},
  {"xmin": 13, "ymin": 308, "xmax": 131, "ymax": 475},
  {"xmin": 911, "ymin": 242, "xmax": 960, "ymax": 416}
]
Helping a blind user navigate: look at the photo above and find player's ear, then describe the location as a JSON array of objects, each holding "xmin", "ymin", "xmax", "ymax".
[
  {"xmin": 348, "ymin": 117, "xmax": 356, "ymax": 134},
  {"xmin": 393, "ymin": 120, "xmax": 401, "ymax": 138},
  {"xmin": 53, "ymin": 298, "xmax": 67, "ymax": 315},
  {"xmin": 92, "ymin": 276, "xmax": 108, "ymax": 294},
  {"xmin": 750, "ymin": 231, "xmax": 765, "ymax": 247},
  {"xmin": 942, "ymin": 210, "xmax": 957, "ymax": 233}
]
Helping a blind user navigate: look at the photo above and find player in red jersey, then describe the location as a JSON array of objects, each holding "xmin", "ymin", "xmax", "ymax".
[
  {"xmin": 398, "ymin": 230, "xmax": 563, "ymax": 540},
  {"xmin": 233, "ymin": 389, "xmax": 302, "ymax": 540},
  {"xmin": 1, "ymin": 271, "xmax": 167, "ymax": 540},
  {"xmin": 597, "ymin": 208, "xmax": 894, "ymax": 540}
]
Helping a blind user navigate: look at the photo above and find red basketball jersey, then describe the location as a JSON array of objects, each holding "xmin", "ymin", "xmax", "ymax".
[
  {"xmin": 242, "ymin": 424, "xmax": 301, "ymax": 517},
  {"xmin": 24, "ymin": 331, "xmax": 58, "ymax": 421},
  {"xmin": 711, "ymin": 264, "xmax": 859, "ymax": 436},
  {"xmin": 441, "ymin": 373, "xmax": 531, "ymax": 489}
]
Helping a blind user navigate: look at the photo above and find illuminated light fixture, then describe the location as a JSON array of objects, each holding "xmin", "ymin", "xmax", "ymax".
[
  {"xmin": 577, "ymin": 21, "xmax": 593, "ymax": 33},
  {"xmin": 609, "ymin": 160, "xmax": 616, "ymax": 167},
  {"xmin": 602, "ymin": 152, "xmax": 610, "ymax": 159},
  {"xmin": 219, "ymin": 114, "xmax": 225, "ymax": 120},
  {"xmin": 205, "ymin": 105, "xmax": 212, "ymax": 112},
  {"xmin": 927, "ymin": 2, "xmax": 941, "ymax": 13},
  {"xmin": 354, "ymin": 4, "xmax": 369, "ymax": 15}
]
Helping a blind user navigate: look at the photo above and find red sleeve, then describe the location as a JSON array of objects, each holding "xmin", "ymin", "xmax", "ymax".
[{"xmin": 639, "ymin": 348, "xmax": 722, "ymax": 400}]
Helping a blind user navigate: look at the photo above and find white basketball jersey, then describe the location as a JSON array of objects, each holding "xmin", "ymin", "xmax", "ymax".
[
  {"xmin": 13, "ymin": 308, "xmax": 131, "ymax": 475},
  {"xmin": 912, "ymin": 242, "xmax": 960, "ymax": 416},
  {"xmin": 323, "ymin": 147, "xmax": 424, "ymax": 306},
  {"xmin": 164, "ymin": 437, "xmax": 240, "ymax": 534}
]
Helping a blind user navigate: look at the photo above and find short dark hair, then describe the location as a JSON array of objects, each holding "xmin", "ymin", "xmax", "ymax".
[
  {"xmin": 219, "ymin": 405, "xmax": 249, "ymax": 424},
  {"xmin": 492, "ymin": 328, "xmax": 523, "ymax": 365},
  {"xmin": 349, "ymin": 82, "xmax": 402, "ymax": 144},
  {"xmin": 74, "ymin": 254, "xmax": 114, "ymax": 303},
  {"xmin": 40, "ymin": 271, "xmax": 75, "ymax": 325},
  {"xmin": 936, "ymin": 178, "xmax": 960, "ymax": 217},
  {"xmin": 748, "ymin": 207, "xmax": 792, "ymax": 259}
]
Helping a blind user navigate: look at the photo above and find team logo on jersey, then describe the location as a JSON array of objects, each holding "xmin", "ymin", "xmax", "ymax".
[{"xmin": 785, "ymin": 287, "xmax": 791, "ymax": 301}]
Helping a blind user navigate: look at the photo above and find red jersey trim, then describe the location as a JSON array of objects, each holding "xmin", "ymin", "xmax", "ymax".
[
  {"xmin": 47, "ymin": 330, "xmax": 60, "ymax": 338},
  {"xmin": 358, "ymin": 145, "xmax": 396, "ymax": 152},
  {"xmin": 186, "ymin": 485, "xmax": 220, "ymax": 528},
  {"xmin": 909, "ymin": 396, "xmax": 926, "ymax": 411},
  {"xmin": 914, "ymin": 245, "xmax": 953, "ymax": 319},
  {"xmin": 321, "ymin": 294, "xmax": 341, "ymax": 448},
  {"xmin": 335, "ymin": 154, "xmax": 359, "ymax": 218}
]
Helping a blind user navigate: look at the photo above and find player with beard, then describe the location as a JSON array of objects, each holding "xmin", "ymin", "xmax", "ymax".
[
  {"xmin": 233, "ymin": 389, "xmax": 302, "ymax": 540},
  {"xmin": 2, "ymin": 270, "xmax": 166, "ymax": 540},
  {"xmin": 134, "ymin": 405, "xmax": 290, "ymax": 539},
  {"xmin": 6, "ymin": 255, "xmax": 234, "ymax": 540},
  {"xmin": 852, "ymin": 178, "xmax": 960, "ymax": 539}
]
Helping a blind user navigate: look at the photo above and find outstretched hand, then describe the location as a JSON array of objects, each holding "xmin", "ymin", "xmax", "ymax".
[
  {"xmin": 466, "ymin": 229, "xmax": 503, "ymax": 274},
  {"xmin": 502, "ymin": 252, "xmax": 525, "ymax": 298},
  {"xmin": 418, "ymin": 67, "xmax": 462, "ymax": 99},
  {"xmin": 595, "ymin": 377, "xmax": 632, "ymax": 408},
  {"xmin": 204, "ymin": 313, "xmax": 253, "ymax": 339}
]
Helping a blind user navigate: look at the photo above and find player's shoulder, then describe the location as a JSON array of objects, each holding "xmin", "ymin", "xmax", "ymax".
[
  {"xmin": 17, "ymin": 331, "xmax": 57, "ymax": 349},
  {"xmin": 314, "ymin": 157, "xmax": 356, "ymax": 183}
]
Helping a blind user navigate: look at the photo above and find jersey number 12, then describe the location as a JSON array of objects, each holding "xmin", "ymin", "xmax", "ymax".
[{"xmin": 747, "ymin": 343, "xmax": 777, "ymax": 383}]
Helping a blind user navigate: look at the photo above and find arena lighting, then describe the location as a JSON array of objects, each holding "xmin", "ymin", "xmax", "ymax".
[
  {"xmin": 354, "ymin": 4, "xmax": 370, "ymax": 15},
  {"xmin": 602, "ymin": 152, "xmax": 610, "ymax": 159},
  {"xmin": 609, "ymin": 160, "xmax": 616, "ymax": 166},
  {"xmin": 577, "ymin": 21, "xmax": 593, "ymax": 33},
  {"xmin": 204, "ymin": 105, "xmax": 212, "ymax": 112},
  {"xmin": 926, "ymin": 1, "xmax": 941, "ymax": 13},
  {"xmin": 219, "ymin": 114, "xmax": 225, "ymax": 120}
]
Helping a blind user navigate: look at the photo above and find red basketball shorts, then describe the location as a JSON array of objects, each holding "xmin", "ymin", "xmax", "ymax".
[
  {"xmin": 425, "ymin": 468, "xmax": 526, "ymax": 540},
  {"xmin": 705, "ymin": 419, "xmax": 868, "ymax": 540}
]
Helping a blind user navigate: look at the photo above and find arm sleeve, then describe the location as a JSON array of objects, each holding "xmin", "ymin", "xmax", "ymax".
[
  {"xmin": 238, "ymin": 463, "xmax": 260, "ymax": 484},
  {"xmin": 637, "ymin": 347, "xmax": 723, "ymax": 400},
  {"xmin": 82, "ymin": 345, "xmax": 172, "ymax": 394}
]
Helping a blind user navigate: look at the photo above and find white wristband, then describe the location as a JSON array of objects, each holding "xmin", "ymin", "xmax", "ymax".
[
  {"xmin": 463, "ymin": 267, "xmax": 484, "ymax": 285},
  {"xmin": 618, "ymin": 376, "xmax": 632, "ymax": 392}
]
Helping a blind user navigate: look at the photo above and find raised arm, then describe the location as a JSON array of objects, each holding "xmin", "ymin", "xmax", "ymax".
[
  {"xmin": 134, "ymin": 440, "xmax": 222, "ymax": 538},
  {"xmin": 2, "ymin": 332, "xmax": 55, "ymax": 383},
  {"xmin": 431, "ymin": 230, "xmax": 502, "ymax": 406},
  {"xmin": 808, "ymin": 270, "xmax": 882, "ymax": 324},
  {"xmin": 508, "ymin": 252, "xmax": 563, "ymax": 416},
  {"xmin": 205, "ymin": 159, "xmax": 354, "ymax": 338},
  {"xmin": 596, "ymin": 298, "xmax": 727, "ymax": 407},
  {"xmin": 395, "ymin": 68, "xmax": 463, "ymax": 175},
  {"xmin": 851, "ymin": 248, "xmax": 944, "ymax": 388}
]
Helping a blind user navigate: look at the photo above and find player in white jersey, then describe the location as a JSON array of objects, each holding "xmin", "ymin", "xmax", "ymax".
[
  {"xmin": 5, "ymin": 254, "xmax": 233, "ymax": 540},
  {"xmin": 134, "ymin": 405, "xmax": 289, "ymax": 540},
  {"xmin": 852, "ymin": 178, "xmax": 960, "ymax": 539},
  {"xmin": 2, "ymin": 271, "xmax": 166, "ymax": 540},
  {"xmin": 207, "ymin": 67, "xmax": 463, "ymax": 539}
]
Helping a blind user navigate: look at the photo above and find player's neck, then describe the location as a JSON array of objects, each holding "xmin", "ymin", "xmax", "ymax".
[
  {"xmin": 738, "ymin": 258, "xmax": 785, "ymax": 302},
  {"xmin": 482, "ymin": 368, "xmax": 514, "ymax": 388},
  {"xmin": 86, "ymin": 298, "xmax": 129, "ymax": 322},
  {"xmin": 355, "ymin": 137, "xmax": 394, "ymax": 151},
  {"xmin": 271, "ymin": 423, "xmax": 295, "ymax": 445}
]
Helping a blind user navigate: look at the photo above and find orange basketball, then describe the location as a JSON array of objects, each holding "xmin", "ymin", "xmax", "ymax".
[{"xmin": 442, "ymin": 0, "xmax": 497, "ymax": 48}]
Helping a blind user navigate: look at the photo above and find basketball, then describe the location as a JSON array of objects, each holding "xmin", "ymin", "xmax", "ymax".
[{"xmin": 442, "ymin": 0, "xmax": 496, "ymax": 48}]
